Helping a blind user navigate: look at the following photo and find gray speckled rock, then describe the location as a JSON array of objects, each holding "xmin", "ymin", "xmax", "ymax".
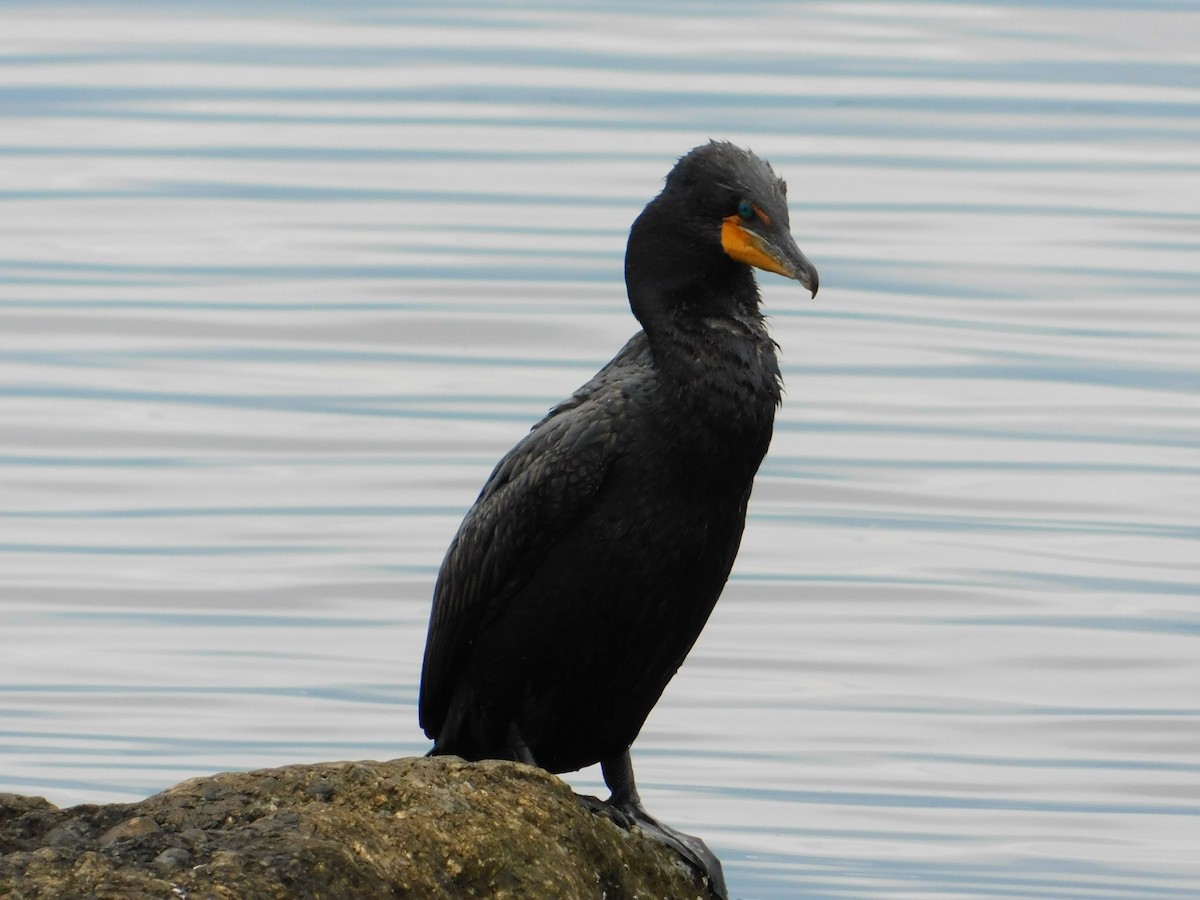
[{"xmin": 0, "ymin": 756, "xmax": 716, "ymax": 899}]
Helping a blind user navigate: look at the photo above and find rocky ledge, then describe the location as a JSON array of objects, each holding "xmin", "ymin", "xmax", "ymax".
[{"xmin": 0, "ymin": 756, "xmax": 717, "ymax": 899}]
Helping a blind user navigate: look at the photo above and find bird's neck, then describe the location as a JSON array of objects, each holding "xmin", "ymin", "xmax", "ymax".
[
  {"xmin": 625, "ymin": 204, "xmax": 763, "ymax": 332},
  {"xmin": 624, "ymin": 204, "xmax": 782, "ymax": 414},
  {"xmin": 649, "ymin": 309, "xmax": 783, "ymax": 408}
]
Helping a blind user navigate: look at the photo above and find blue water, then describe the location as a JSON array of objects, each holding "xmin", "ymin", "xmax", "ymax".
[{"xmin": 2, "ymin": 2, "xmax": 1199, "ymax": 897}]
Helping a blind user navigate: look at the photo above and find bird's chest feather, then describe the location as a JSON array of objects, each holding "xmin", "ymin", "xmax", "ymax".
[
  {"xmin": 662, "ymin": 327, "xmax": 780, "ymax": 476},
  {"xmin": 591, "ymin": 373, "xmax": 773, "ymax": 572}
]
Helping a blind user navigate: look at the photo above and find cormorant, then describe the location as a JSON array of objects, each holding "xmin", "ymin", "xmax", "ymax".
[{"xmin": 419, "ymin": 141, "xmax": 818, "ymax": 894}]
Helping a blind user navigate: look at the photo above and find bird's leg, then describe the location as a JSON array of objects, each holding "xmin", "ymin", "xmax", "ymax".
[
  {"xmin": 505, "ymin": 721, "xmax": 538, "ymax": 766},
  {"xmin": 600, "ymin": 750, "xmax": 649, "ymax": 823},
  {"xmin": 575, "ymin": 751, "xmax": 640, "ymax": 827},
  {"xmin": 583, "ymin": 750, "xmax": 727, "ymax": 900}
]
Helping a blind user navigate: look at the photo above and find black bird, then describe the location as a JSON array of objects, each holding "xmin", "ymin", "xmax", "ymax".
[{"xmin": 419, "ymin": 141, "xmax": 817, "ymax": 892}]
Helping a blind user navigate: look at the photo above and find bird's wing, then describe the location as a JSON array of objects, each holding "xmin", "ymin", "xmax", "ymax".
[{"xmin": 418, "ymin": 339, "xmax": 648, "ymax": 738}]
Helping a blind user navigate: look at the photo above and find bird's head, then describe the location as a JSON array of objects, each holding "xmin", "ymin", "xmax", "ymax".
[{"xmin": 632, "ymin": 141, "xmax": 818, "ymax": 300}]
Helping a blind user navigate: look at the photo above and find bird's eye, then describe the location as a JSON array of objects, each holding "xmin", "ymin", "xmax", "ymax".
[{"xmin": 737, "ymin": 199, "xmax": 754, "ymax": 220}]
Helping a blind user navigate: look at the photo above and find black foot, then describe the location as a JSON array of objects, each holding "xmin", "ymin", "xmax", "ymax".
[
  {"xmin": 577, "ymin": 791, "xmax": 728, "ymax": 900},
  {"xmin": 577, "ymin": 792, "xmax": 637, "ymax": 828},
  {"xmin": 582, "ymin": 750, "xmax": 728, "ymax": 899}
]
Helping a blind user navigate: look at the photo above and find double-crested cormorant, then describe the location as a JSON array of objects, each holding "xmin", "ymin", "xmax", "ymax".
[{"xmin": 419, "ymin": 141, "xmax": 818, "ymax": 893}]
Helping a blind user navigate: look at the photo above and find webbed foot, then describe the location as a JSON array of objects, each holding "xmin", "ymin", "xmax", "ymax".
[{"xmin": 576, "ymin": 751, "xmax": 728, "ymax": 900}]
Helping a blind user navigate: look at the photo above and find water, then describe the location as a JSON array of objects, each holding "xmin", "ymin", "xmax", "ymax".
[{"xmin": 2, "ymin": 2, "xmax": 1199, "ymax": 897}]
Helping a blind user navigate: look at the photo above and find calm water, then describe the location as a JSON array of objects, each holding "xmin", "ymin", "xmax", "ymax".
[{"xmin": 2, "ymin": 2, "xmax": 1199, "ymax": 897}]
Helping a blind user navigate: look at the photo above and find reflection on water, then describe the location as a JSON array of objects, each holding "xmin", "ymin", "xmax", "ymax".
[{"xmin": 2, "ymin": 2, "xmax": 1199, "ymax": 897}]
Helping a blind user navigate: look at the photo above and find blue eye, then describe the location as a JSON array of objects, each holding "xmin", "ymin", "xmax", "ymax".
[{"xmin": 737, "ymin": 199, "xmax": 754, "ymax": 220}]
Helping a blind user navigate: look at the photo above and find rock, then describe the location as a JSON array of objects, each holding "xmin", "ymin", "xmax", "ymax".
[
  {"xmin": 0, "ymin": 757, "xmax": 717, "ymax": 899},
  {"xmin": 151, "ymin": 846, "xmax": 190, "ymax": 871},
  {"xmin": 99, "ymin": 815, "xmax": 163, "ymax": 848}
]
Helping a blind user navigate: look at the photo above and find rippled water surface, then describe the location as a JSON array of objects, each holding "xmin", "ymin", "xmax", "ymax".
[{"xmin": 3, "ymin": 2, "xmax": 1199, "ymax": 897}]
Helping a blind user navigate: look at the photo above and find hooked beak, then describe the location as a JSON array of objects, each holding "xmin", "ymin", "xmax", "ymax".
[{"xmin": 721, "ymin": 216, "xmax": 819, "ymax": 298}]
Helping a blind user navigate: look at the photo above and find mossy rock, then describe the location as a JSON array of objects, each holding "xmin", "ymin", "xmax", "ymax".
[{"xmin": 0, "ymin": 756, "xmax": 715, "ymax": 899}]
